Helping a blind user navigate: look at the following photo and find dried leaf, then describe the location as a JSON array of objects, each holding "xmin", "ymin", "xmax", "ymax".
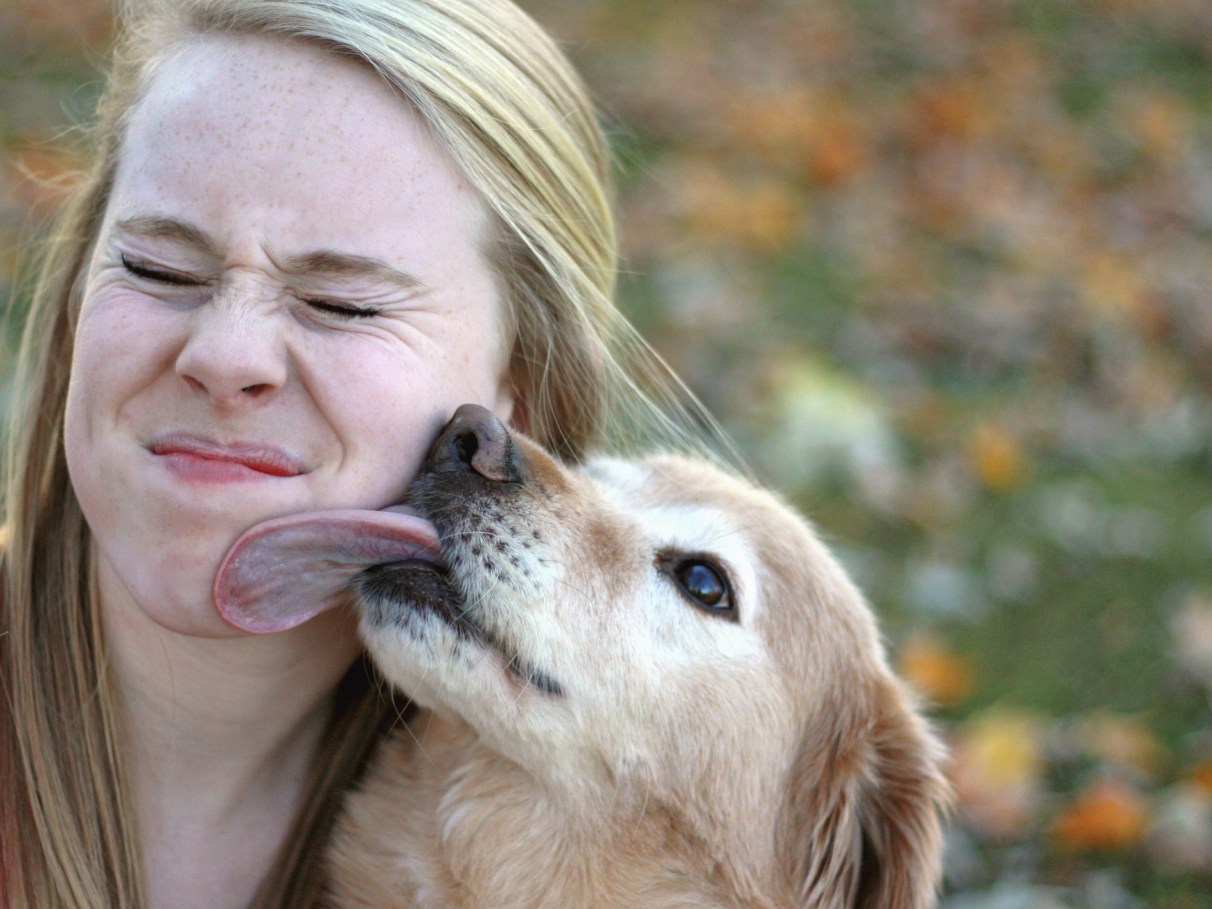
[
  {"xmin": 1052, "ymin": 778, "xmax": 1151, "ymax": 852},
  {"xmin": 899, "ymin": 634, "xmax": 976, "ymax": 706}
]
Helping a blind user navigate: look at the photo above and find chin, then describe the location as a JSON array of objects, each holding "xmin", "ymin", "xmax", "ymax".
[{"xmin": 91, "ymin": 537, "xmax": 235, "ymax": 638}]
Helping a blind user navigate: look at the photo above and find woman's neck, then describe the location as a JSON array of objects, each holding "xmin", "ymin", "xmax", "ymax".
[{"xmin": 98, "ymin": 557, "xmax": 361, "ymax": 909}]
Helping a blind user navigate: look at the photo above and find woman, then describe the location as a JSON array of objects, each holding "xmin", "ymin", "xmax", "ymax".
[{"xmin": 0, "ymin": 1, "xmax": 707, "ymax": 906}]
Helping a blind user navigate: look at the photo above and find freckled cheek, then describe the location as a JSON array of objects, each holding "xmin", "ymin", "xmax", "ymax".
[
  {"xmin": 67, "ymin": 307, "xmax": 125, "ymax": 423},
  {"xmin": 311, "ymin": 353, "xmax": 445, "ymax": 498},
  {"xmin": 317, "ymin": 336, "xmax": 509, "ymax": 500},
  {"xmin": 71, "ymin": 299, "xmax": 180, "ymax": 416},
  {"xmin": 77, "ymin": 289, "xmax": 180, "ymax": 360}
]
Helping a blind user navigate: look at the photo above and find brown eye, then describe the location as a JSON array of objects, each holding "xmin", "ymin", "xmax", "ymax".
[{"xmin": 660, "ymin": 555, "xmax": 736, "ymax": 620}]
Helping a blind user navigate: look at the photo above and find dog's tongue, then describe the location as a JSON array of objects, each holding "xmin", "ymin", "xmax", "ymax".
[{"xmin": 214, "ymin": 506, "xmax": 441, "ymax": 634}]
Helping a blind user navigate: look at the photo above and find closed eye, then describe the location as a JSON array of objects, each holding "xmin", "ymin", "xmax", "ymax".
[
  {"xmin": 122, "ymin": 252, "xmax": 380, "ymax": 320},
  {"xmin": 657, "ymin": 552, "xmax": 737, "ymax": 622},
  {"xmin": 121, "ymin": 253, "xmax": 203, "ymax": 287},
  {"xmin": 305, "ymin": 298, "xmax": 382, "ymax": 319}
]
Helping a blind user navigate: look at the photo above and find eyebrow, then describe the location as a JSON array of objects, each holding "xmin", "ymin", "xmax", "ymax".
[
  {"xmin": 283, "ymin": 250, "xmax": 425, "ymax": 292},
  {"xmin": 114, "ymin": 215, "xmax": 425, "ymax": 292},
  {"xmin": 116, "ymin": 215, "xmax": 214, "ymax": 252}
]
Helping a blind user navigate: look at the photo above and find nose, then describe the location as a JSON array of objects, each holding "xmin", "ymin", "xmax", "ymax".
[
  {"xmin": 427, "ymin": 404, "xmax": 522, "ymax": 483},
  {"xmin": 175, "ymin": 300, "xmax": 287, "ymax": 407}
]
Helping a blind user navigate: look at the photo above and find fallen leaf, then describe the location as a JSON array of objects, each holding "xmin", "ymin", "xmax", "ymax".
[
  {"xmin": 1077, "ymin": 712, "xmax": 1166, "ymax": 778},
  {"xmin": 1052, "ymin": 778, "xmax": 1151, "ymax": 852},
  {"xmin": 967, "ymin": 423, "xmax": 1029, "ymax": 492},
  {"xmin": 899, "ymin": 634, "xmax": 976, "ymax": 706},
  {"xmin": 951, "ymin": 708, "xmax": 1046, "ymax": 839}
]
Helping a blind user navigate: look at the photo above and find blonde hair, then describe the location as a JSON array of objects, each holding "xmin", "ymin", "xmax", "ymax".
[{"xmin": 0, "ymin": 1, "xmax": 721, "ymax": 906}]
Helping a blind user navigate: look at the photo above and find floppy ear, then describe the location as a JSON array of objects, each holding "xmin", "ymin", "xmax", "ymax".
[{"xmin": 777, "ymin": 676, "xmax": 950, "ymax": 908}]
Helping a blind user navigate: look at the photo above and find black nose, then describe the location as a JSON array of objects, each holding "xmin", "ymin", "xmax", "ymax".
[{"xmin": 428, "ymin": 404, "xmax": 522, "ymax": 483}]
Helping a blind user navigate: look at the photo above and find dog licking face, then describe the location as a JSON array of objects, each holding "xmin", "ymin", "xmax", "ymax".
[{"xmin": 218, "ymin": 405, "xmax": 950, "ymax": 908}]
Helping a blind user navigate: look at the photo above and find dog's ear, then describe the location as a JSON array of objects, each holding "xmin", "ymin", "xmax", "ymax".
[{"xmin": 777, "ymin": 676, "xmax": 950, "ymax": 908}]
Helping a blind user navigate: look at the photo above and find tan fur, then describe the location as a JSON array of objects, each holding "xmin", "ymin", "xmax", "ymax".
[{"xmin": 327, "ymin": 440, "xmax": 950, "ymax": 908}]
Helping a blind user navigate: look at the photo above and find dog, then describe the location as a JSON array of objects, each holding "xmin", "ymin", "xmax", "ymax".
[
  {"xmin": 215, "ymin": 404, "xmax": 950, "ymax": 907},
  {"xmin": 316, "ymin": 404, "xmax": 952, "ymax": 908}
]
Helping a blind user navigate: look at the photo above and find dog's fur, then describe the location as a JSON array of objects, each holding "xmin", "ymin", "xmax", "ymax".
[{"xmin": 326, "ymin": 414, "xmax": 950, "ymax": 908}]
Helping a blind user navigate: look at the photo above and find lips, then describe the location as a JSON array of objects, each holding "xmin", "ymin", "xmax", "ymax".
[{"xmin": 149, "ymin": 432, "xmax": 308, "ymax": 477}]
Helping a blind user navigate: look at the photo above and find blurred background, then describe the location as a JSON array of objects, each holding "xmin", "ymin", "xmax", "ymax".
[{"xmin": 2, "ymin": 0, "xmax": 1210, "ymax": 905}]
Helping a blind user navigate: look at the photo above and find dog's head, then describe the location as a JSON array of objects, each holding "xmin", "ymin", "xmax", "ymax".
[{"xmin": 351, "ymin": 405, "xmax": 950, "ymax": 908}]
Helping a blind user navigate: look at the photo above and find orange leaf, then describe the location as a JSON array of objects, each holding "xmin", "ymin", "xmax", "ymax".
[
  {"xmin": 967, "ymin": 423, "xmax": 1028, "ymax": 492},
  {"xmin": 674, "ymin": 161, "xmax": 805, "ymax": 254},
  {"xmin": 905, "ymin": 76, "xmax": 997, "ymax": 146},
  {"xmin": 1190, "ymin": 760, "xmax": 1212, "ymax": 796},
  {"xmin": 899, "ymin": 635, "xmax": 975, "ymax": 707},
  {"xmin": 1052, "ymin": 778, "xmax": 1150, "ymax": 852},
  {"xmin": 806, "ymin": 118, "xmax": 871, "ymax": 187}
]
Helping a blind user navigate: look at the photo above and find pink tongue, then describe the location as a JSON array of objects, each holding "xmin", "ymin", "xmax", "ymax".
[{"xmin": 214, "ymin": 507, "xmax": 441, "ymax": 634}]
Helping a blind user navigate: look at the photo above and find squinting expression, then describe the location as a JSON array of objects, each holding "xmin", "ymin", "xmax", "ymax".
[{"xmin": 63, "ymin": 35, "xmax": 515, "ymax": 637}]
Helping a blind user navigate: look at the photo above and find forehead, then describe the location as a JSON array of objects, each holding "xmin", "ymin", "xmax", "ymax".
[
  {"xmin": 111, "ymin": 33, "xmax": 490, "ymax": 259},
  {"xmin": 585, "ymin": 456, "xmax": 776, "ymax": 524},
  {"xmin": 583, "ymin": 455, "xmax": 777, "ymax": 607},
  {"xmin": 581, "ymin": 456, "xmax": 856, "ymax": 648}
]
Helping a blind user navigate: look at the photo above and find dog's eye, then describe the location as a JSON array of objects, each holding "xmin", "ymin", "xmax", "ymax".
[{"xmin": 660, "ymin": 555, "xmax": 736, "ymax": 620}]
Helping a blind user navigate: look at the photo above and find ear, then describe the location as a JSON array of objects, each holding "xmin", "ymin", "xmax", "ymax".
[{"xmin": 777, "ymin": 676, "xmax": 950, "ymax": 908}]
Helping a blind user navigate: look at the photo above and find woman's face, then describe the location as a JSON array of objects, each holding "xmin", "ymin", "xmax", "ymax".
[{"xmin": 64, "ymin": 35, "xmax": 515, "ymax": 637}]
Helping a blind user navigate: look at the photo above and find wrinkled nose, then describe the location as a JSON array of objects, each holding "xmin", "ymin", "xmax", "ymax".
[
  {"xmin": 175, "ymin": 302, "xmax": 286, "ymax": 408},
  {"xmin": 428, "ymin": 404, "xmax": 522, "ymax": 483}
]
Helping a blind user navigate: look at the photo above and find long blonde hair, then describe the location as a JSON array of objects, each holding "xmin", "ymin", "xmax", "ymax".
[{"xmin": 0, "ymin": 1, "xmax": 716, "ymax": 906}]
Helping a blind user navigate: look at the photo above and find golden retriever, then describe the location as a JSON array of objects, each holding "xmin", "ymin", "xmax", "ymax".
[{"xmin": 218, "ymin": 404, "xmax": 951, "ymax": 908}]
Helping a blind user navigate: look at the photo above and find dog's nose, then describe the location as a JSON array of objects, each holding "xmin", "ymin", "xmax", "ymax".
[{"xmin": 428, "ymin": 404, "xmax": 522, "ymax": 483}]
